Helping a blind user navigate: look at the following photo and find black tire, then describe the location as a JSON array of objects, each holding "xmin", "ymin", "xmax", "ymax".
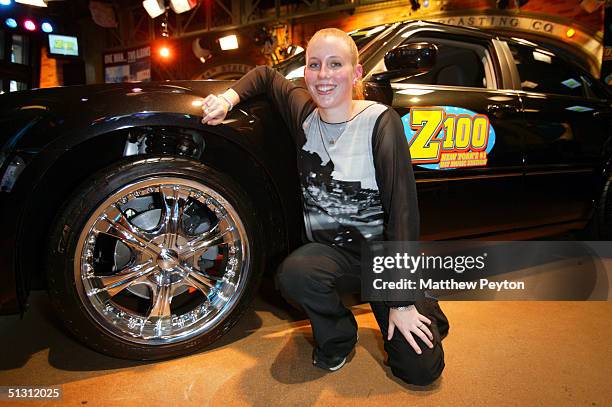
[
  {"xmin": 47, "ymin": 156, "xmax": 264, "ymax": 360},
  {"xmin": 597, "ymin": 175, "xmax": 612, "ymax": 240}
]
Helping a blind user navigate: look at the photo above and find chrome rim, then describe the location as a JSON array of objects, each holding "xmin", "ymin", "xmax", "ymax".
[{"xmin": 73, "ymin": 177, "xmax": 250, "ymax": 345}]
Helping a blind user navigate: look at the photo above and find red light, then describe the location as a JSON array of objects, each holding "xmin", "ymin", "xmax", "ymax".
[
  {"xmin": 23, "ymin": 19, "xmax": 36, "ymax": 31},
  {"xmin": 159, "ymin": 47, "xmax": 170, "ymax": 58}
]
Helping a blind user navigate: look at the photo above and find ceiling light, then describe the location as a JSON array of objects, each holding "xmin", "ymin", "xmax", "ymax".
[
  {"xmin": 169, "ymin": 0, "xmax": 197, "ymax": 14},
  {"xmin": 159, "ymin": 46, "xmax": 171, "ymax": 58},
  {"xmin": 15, "ymin": 0, "xmax": 47, "ymax": 6},
  {"xmin": 5, "ymin": 18, "xmax": 17, "ymax": 28},
  {"xmin": 219, "ymin": 34, "xmax": 238, "ymax": 50},
  {"xmin": 41, "ymin": 21, "xmax": 53, "ymax": 33},
  {"xmin": 143, "ymin": 0, "xmax": 165, "ymax": 18},
  {"xmin": 23, "ymin": 19, "xmax": 36, "ymax": 31}
]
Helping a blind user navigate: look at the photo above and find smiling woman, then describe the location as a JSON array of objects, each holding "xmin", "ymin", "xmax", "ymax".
[
  {"xmin": 304, "ymin": 28, "xmax": 365, "ymax": 107},
  {"xmin": 199, "ymin": 27, "xmax": 448, "ymax": 385}
]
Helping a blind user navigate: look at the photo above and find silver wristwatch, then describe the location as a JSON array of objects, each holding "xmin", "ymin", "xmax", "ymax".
[{"xmin": 391, "ymin": 306, "xmax": 412, "ymax": 311}]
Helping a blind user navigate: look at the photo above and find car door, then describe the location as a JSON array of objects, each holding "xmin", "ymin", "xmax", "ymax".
[
  {"xmin": 363, "ymin": 31, "xmax": 525, "ymax": 239},
  {"xmin": 505, "ymin": 41, "xmax": 612, "ymax": 226}
]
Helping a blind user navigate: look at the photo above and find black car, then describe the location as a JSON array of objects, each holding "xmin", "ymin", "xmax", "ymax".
[{"xmin": 1, "ymin": 21, "xmax": 610, "ymax": 360}]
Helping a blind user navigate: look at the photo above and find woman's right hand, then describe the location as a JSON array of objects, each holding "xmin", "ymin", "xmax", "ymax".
[{"xmin": 201, "ymin": 94, "xmax": 230, "ymax": 126}]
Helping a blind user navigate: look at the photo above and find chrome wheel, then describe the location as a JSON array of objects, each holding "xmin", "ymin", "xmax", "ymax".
[{"xmin": 73, "ymin": 177, "xmax": 250, "ymax": 345}]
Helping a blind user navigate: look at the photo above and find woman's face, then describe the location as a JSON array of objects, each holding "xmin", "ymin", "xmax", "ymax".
[{"xmin": 304, "ymin": 35, "xmax": 362, "ymax": 112}]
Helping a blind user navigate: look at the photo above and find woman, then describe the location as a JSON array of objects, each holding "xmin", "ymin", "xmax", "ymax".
[{"xmin": 201, "ymin": 28, "xmax": 448, "ymax": 385}]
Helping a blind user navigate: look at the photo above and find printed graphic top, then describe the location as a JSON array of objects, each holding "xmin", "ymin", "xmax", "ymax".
[{"xmin": 231, "ymin": 65, "xmax": 419, "ymax": 257}]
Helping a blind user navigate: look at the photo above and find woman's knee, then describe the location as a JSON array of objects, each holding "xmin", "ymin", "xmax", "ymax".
[
  {"xmin": 389, "ymin": 345, "xmax": 445, "ymax": 386},
  {"xmin": 276, "ymin": 256, "xmax": 327, "ymax": 302}
]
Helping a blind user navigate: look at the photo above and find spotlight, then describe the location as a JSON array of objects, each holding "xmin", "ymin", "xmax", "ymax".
[
  {"xmin": 23, "ymin": 19, "xmax": 36, "ymax": 31},
  {"xmin": 0, "ymin": 0, "xmax": 12, "ymax": 6},
  {"xmin": 5, "ymin": 18, "xmax": 17, "ymax": 28},
  {"xmin": 219, "ymin": 34, "xmax": 238, "ymax": 50},
  {"xmin": 41, "ymin": 21, "xmax": 53, "ymax": 33},
  {"xmin": 169, "ymin": 0, "xmax": 197, "ymax": 14},
  {"xmin": 159, "ymin": 46, "xmax": 171, "ymax": 58},
  {"xmin": 566, "ymin": 28, "xmax": 576, "ymax": 38},
  {"xmin": 16, "ymin": 0, "xmax": 47, "ymax": 6},
  {"xmin": 143, "ymin": 0, "xmax": 165, "ymax": 18}
]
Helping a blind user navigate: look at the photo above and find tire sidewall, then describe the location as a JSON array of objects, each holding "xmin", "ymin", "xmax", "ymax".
[{"xmin": 47, "ymin": 156, "xmax": 265, "ymax": 360}]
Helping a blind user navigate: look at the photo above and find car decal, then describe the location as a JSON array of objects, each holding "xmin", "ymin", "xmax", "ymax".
[{"xmin": 401, "ymin": 106, "xmax": 496, "ymax": 170}]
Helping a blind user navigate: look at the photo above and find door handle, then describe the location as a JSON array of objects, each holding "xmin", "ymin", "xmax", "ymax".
[{"xmin": 487, "ymin": 104, "xmax": 518, "ymax": 117}]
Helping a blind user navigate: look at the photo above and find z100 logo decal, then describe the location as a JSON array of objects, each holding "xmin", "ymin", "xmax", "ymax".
[{"xmin": 402, "ymin": 106, "xmax": 496, "ymax": 170}]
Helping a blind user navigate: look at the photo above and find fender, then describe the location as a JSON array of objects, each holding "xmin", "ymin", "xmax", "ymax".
[{"xmin": 0, "ymin": 83, "xmax": 302, "ymax": 314}]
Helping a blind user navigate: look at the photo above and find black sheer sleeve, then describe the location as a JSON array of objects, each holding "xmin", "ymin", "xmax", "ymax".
[
  {"xmin": 372, "ymin": 108, "xmax": 420, "ymax": 241},
  {"xmin": 372, "ymin": 107, "xmax": 420, "ymax": 307},
  {"xmin": 231, "ymin": 65, "xmax": 315, "ymax": 136}
]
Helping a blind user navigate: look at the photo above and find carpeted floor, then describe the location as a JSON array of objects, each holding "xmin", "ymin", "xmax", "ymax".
[{"xmin": 0, "ymin": 288, "xmax": 611, "ymax": 406}]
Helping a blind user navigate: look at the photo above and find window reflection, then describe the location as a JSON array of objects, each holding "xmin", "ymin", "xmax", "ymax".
[
  {"xmin": 11, "ymin": 34, "xmax": 29, "ymax": 65},
  {"xmin": 9, "ymin": 80, "xmax": 27, "ymax": 92}
]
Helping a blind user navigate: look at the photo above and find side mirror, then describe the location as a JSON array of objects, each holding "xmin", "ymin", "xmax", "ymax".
[{"xmin": 372, "ymin": 42, "xmax": 437, "ymax": 83}]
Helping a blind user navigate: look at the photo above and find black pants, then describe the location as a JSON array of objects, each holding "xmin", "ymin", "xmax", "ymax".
[{"xmin": 276, "ymin": 243, "xmax": 449, "ymax": 386}]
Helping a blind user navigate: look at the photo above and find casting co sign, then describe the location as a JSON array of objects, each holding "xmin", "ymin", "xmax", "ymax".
[
  {"xmin": 432, "ymin": 14, "xmax": 558, "ymax": 34},
  {"xmin": 432, "ymin": 14, "xmax": 602, "ymax": 65}
]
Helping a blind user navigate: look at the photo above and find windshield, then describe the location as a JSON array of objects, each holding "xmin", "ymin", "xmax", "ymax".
[{"xmin": 274, "ymin": 24, "xmax": 395, "ymax": 78}]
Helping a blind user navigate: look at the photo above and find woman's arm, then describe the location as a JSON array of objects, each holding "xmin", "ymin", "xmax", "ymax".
[
  {"xmin": 372, "ymin": 107, "xmax": 420, "ymax": 242},
  {"xmin": 202, "ymin": 65, "xmax": 315, "ymax": 135},
  {"xmin": 372, "ymin": 108, "xmax": 434, "ymax": 354}
]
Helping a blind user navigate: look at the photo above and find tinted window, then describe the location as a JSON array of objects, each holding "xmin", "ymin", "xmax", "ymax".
[
  {"xmin": 509, "ymin": 43, "xmax": 585, "ymax": 97},
  {"xmin": 580, "ymin": 74, "xmax": 609, "ymax": 99},
  {"xmin": 369, "ymin": 37, "xmax": 493, "ymax": 88}
]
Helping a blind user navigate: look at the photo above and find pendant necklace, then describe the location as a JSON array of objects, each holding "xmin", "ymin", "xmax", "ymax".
[{"xmin": 316, "ymin": 110, "xmax": 348, "ymax": 160}]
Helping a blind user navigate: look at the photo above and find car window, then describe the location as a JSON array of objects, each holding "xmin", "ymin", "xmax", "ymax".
[
  {"xmin": 369, "ymin": 36, "xmax": 495, "ymax": 89},
  {"xmin": 508, "ymin": 43, "xmax": 586, "ymax": 97},
  {"xmin": 580, "ymin": 73, "xmax": 609, "ymax": 100}
]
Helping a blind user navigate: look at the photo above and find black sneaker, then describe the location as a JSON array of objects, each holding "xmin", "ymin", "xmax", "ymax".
[{"xmin": 312, "ymin": 347, "xmax": 347, "ymax": 372}]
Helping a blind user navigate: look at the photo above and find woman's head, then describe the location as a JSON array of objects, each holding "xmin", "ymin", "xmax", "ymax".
[{"xmin": 304, "ymin": 28, "xmax": 364, "ymax": 114}]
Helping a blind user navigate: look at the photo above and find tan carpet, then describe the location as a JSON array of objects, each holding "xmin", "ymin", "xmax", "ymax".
[{"xmin": 0, "ymin": 291, "xmax": 611, "ymax": 406}]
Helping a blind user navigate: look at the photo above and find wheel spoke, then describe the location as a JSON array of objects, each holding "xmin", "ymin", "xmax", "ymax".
[
  {"xmin": 159, "ymin": 186, "xmax": 188, "ymax": 248},
  {"xmin": 176, "ymin": 263, "xmax": 216, "ymax": 296},
  {"xmin": 89, "ymin": 260, "xmax": 156, "ymax": 298},
  {"xmin": 178, "ymin": 222, "xmax": 233, "ymax": 256},
  {"xmin": 148, "ymin": 283, "xmax": 174, "ymax": 319},
  {"xmin": 99, "ymin": 206, "xmax": 161, "ymax": 257}
]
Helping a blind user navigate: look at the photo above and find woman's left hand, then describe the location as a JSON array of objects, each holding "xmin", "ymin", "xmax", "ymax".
[
  {"xmin": 201, "ymin": 94, "xmax": 230, "ymax": 126},
  {"xmin": 387, "ymin": 305, "xmax": 434, "ymax": 354}
]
